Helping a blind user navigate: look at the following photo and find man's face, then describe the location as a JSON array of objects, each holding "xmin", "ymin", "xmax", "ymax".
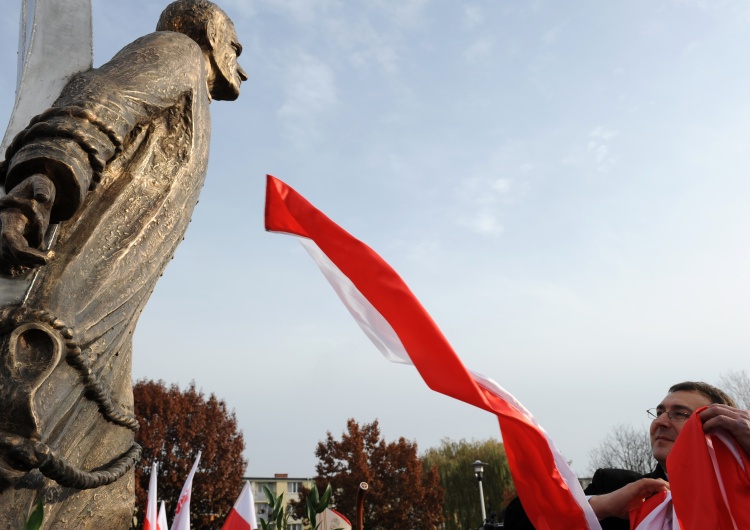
[
  {"xmin": 650, "ymin": 390, "xmax": 712, "ymax": 468},
  {"xmin": 209, "ymin": 12, "xmax": 247, "ymax": 101}
]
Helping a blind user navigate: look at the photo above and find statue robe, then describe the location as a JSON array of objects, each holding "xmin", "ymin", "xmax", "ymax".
[{"xmin": 0, "ymin": 30, "xmax": 211, "ymax": 529}]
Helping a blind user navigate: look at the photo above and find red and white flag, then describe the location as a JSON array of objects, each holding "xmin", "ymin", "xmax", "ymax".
[
  {"xmin": 170, "ymin": 451, "xmax": 201, "ymax": 530},
  {"xmin": 221, "ymin": 481, "xmax": 258, "ymax": 530},
  {"xmin": 667, "ymin": 408, "xmax": 750, "ymax": 529},
  {"xmin": 158, "ymin": 501, "xmax": 168, "ymax": 530},
  {"xmin": 316, "ymin": 508, "xmax": 352, "ymax": 530},
  {"xmin": 264, "ymin": 175, "xmax": 601, "ymax": 530},
  {"xmin": 144, "ymin": 462, "xmax": 159, "ymax": 530}
]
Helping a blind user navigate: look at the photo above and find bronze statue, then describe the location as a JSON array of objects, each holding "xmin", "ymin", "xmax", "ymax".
[{"xmin": 0, "ymin": 0, "xmax": 246, "ymax": 527}]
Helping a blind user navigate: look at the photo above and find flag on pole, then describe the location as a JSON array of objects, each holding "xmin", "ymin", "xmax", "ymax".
[
  {"xmin": 264, "ymin": 175, "xmax": 602, "ymax": 530},
  {"xmin": 158, "ymin": 501, "xmax": 168, "ymax": 530},
  {"xmin": 221, "ymin": 481, "xmax": 258, "ymax": 530},
  {"xmin": 316, "ymin": 508, "xmax": 352, "ymax": 530},
  {"xmin": 144, "ymin": 462, "xmax": 159, "ymax": 530},
  {"xmin": 170, "ymin": 451, "xmax": 202, "ymax": 530}
]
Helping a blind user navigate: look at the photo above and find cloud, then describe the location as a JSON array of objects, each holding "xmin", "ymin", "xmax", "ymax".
[
  {"xmin": 587, "ymin": 126, "xmax": 618, "ymax": 172},
  {"xmin": 326, "ymin": 17, "xmax": 401, "ymax": 74},
  {"xmin": 560, "ymin": 126, "xmax": 619, "ymax": 172},
  {"xmin": 463, "ymin": 5, "xmax": 484, "ymax": 29},
  {"xmin": 277, "ymin": 52, "xmax": 338, "ymax": 144},
  {"xmin": 492, "ymin": 177, "xmax": 513, "ymax": 193},
  {"xmin": 590, "ymin": 126, "xmax": 618, "ymax": 140},
  {"xmin": 372, "ymin": 0, "xmax": 430, "ymax": 28},
  {"xmin": 541, "ymin": 26, "xmax": 560, "ymax": 45},
  {"xmin": 464, "ymin": 36, "xmax": 494, "ymax": 63},
  {"xmin": 253, "ymin": 0, "xmax": 341, "ymax": 23},
  {"xmin": 463, "ymin": 209, "xmax": 505, "ymax": 236},
  {"xmin": 454, "ymin": 174, "xmax": 517, "ymax": 236}
]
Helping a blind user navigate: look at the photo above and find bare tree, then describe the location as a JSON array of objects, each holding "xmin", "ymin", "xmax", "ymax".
[
  {"xmin": 718, "ymin": 369, "xmax": 750, "ymax": 409},
  {"xmin": 588, "ymin": 423, "xmax": 655, "ymax": 476}
]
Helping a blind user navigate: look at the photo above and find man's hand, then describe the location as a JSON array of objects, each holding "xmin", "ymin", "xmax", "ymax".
[
  {"xmin": 700, "ymin": 404, "xmax": 750, "ymax": 455},
  {"xmin": 0, "ymin": 174, "xmax": 55, "ymax": 269},
  {"xmin": 588, "ymin": 478, "xmax": 669, "ymax": 520}
]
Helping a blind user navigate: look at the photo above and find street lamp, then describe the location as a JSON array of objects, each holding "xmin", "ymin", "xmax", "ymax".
[{"xmin": 471, "ymin": 460, "xmax": 488, "ymax": 522}]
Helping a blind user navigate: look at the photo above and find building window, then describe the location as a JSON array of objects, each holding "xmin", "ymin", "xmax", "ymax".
[
  {"xmin": 256, "ymin": 503, "xmax": 270, "ymax": 517},
  {"xmin": 254, "ymin": 482, "xmax": 273, "ymax": 497},
  {"xmin": 287, "ymin": 481, "xmax": 302, "ymax": 493}
]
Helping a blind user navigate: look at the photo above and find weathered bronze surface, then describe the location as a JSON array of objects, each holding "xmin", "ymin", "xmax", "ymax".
[{"xmin": 0, "ymin": 0, "xmax": 245, "ymax": 527}]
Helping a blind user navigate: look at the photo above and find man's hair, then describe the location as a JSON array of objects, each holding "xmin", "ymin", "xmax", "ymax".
[
  {"xmin": 156, "ymin": 0, "xmax": 226, "ymax": 49},
  {"xmin": 669, "ymin": 381, "xmax": 737, "ymax": 408}
]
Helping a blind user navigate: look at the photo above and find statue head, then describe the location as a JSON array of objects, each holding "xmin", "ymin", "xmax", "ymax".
[{"xmin": 157, "ymin": 0, "xmax": 247, "ymax": 101}]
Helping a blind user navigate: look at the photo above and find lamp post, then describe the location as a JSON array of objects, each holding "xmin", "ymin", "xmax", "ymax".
[{"xmin": 471, "ymin": 460, "xmax": 488, "ymax": 522}]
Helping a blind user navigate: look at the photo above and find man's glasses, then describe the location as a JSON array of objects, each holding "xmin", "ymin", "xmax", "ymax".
[{"xmin": 647, "ymin": 408, "xmax": 692, "ymax": 422}]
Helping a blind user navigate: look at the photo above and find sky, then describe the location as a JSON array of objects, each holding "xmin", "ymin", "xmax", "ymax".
[{"xmin": 1, "ymin": 0, "xmax": 749, "ymax": 489}]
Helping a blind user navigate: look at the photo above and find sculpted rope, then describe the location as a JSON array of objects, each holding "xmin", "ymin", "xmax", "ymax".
[{"xmin": 0, "ymin": 305, "xmax": 141, "ymax": 489}]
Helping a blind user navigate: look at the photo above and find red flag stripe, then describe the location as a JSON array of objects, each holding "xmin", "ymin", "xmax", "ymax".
[
  {"xmin": 265, "ymin": 175, "xmax": 600, "ymax": 530},
  {"xmin": 668, "ymin": 409, "xmax": 750, "ymax": 530},
  {"xmin": 221, "ymin": 509, "xmax": 251, "ymax": 530}
]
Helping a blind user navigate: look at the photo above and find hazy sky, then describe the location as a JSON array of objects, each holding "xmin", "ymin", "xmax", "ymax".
[{"xmin": 1, "ymin": 0, "xmax": 749, "ymax": 491}]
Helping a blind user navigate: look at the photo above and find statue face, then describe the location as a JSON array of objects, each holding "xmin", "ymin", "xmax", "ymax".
[{"xmin": 209, "ymin": 12, "xmax": 247, "ymax": 101}]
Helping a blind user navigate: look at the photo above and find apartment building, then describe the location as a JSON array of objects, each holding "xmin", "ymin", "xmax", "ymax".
[{"xmin": 245, "ymin": 473, "xmax": 315, "ymax": 530}]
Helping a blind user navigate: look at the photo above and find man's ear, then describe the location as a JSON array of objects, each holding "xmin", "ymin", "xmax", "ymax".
[{"xmin": 206, "ymin": 18, "xmax": 217, "ymax": 49}]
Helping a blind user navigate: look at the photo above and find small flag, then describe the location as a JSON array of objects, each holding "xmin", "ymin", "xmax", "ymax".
[
  {"xmin": 170, "ymin": 451, "xmax": 201, "ymax": 530},
  {"xmin": 144, "ymin": 462, "xmax": 158, "ymax": 530},
  {"xmin": 265, "ymin": 175, "xmax": 601, "ymax": 529},
  {"xmin": 316, "ymin": 508, "xmax": 352, "ymax": 530},
  {"xmin": 221, "ymin": 481, "xmax": 258, "ymax": 530},
  {"xmin": 158, "ymin": 501, "xmax": 168, "ymax": 530}
]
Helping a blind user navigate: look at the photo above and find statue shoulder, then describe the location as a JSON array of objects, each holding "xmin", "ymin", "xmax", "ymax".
[{"xmin": 108, "ymin": 31, "xmax": 203, "ymax": 70}]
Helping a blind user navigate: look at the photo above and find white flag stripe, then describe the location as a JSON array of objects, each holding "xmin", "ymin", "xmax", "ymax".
[{"xmin": 300, "ymin": 239, "xmax": 412, "ymax": 364}]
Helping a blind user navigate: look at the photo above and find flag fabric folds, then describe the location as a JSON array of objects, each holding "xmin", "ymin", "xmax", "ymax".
[
  {"xmin": 264, "ymin": 175, "xmax": 602, "ymax": 530},
  {"xmin": 667, "ymin": 407, "xmax": 750, "ymax": 529},
  {"xmin": 170, "ymin": 451, "xmax": 202, "ymax": 530},
  {"xmin": 316, "ymin": 508, "xmax": 352, "ymax": 530},
  {"xmin": 629, "ymin": 491, "xmax": 676, "ymax": 530},
  {"xmin": 221, "ymin": 481, "xmax": 258, "ymax": 530},
  {"xmin": 158, "ymin": 501, "xmax": 168, "ymax": 530},
  {"xmin": 144, "ymin": 462, "xmax": 159, "ymax": 530}
]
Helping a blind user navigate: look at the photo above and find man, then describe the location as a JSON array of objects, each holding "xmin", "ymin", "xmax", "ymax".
[
  {"xmin": 503, "ymin": 381, "xmax": 748, "ymax": 529},
  {"xmin": 0, "ymin": 1, "xmax": 246, "ymax": 528}
]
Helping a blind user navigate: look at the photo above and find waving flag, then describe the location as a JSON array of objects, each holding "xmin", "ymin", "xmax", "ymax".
[
  {"xmin": 221, "ymin": 481, "xmax": 257, "ymax": 530},
  {"xmin": 264, "ymin": 175, "xmax": 601, "ymax": 530},
  {"xmin": 171, "ymin": 452, "xmax": 201, "ymax": 530},
  {"xmin": 144, "ymin": 462, "xmax": 159, "ymax": 530}
]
